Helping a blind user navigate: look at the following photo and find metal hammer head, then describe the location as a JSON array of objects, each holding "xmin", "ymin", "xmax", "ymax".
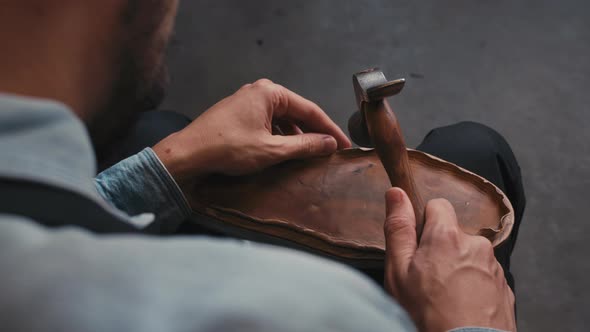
[
  {"xmin": 349, "ymin": 68, "xmax": 406, "ymax": 147},
  {"xmin": 352, "ymin": 68, "xmax": 405, "ymax": 110}
]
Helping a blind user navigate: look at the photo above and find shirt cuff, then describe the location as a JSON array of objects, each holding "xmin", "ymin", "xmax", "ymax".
[
  {"xmin": 448, "ymin": 327, "xmax": 510, "ymax": 332},
  {"xmin": 95, "ymin": 148, "xmax": 191, "ymax": 233}
]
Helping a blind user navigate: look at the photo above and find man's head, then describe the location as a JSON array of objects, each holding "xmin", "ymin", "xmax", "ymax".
[{"xmin": 0, "ymin": 0, "xmax": 179, "ymax": 151}]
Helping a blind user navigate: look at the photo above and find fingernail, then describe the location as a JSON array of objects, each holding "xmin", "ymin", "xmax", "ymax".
[
  {"xmin": 322, "ymin": 136, "xmax": 337, "ymax": 154},
  {"xmin": 386, "ymin": 188, "xmax": 403, "ymax": 203},
  {"xmin": 385, "ymin": 189, "xmax": 401, "ymax": 216}
]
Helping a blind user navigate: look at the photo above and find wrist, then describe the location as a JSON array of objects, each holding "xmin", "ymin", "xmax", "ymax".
[{"xmin": 152, "ymin": 132, "xmax": 209, "ymax": 182}]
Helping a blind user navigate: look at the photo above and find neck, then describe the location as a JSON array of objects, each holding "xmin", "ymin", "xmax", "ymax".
[{"xmin": 0, "ymin": 3, "xmax": 119, "ymax": 121}]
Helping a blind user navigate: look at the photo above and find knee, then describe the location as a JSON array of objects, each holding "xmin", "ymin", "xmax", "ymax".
[
  {"xmin": 428, "ymin": 121, "xmax": 505, "ymax": 160},
  {"xmin": 453, "ymin": 121, "xmax": 501, "ymax": 138},
  {"xmin": 424, "ymin": 120, "xmax": 523, "ymax": 192},
  {"xmin": 447, "ymin": 121, "xmax": 503, "ymax": 144}
]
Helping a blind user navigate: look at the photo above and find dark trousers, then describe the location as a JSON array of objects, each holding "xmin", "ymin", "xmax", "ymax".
[{"xmin": 99, "ymin": 112, "xmax": 525, "ymax": 292}]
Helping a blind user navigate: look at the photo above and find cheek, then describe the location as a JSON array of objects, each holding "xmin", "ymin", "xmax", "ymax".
[
  {"xmin": 154, "ymin": 0, "xmax": 178, "ymax": 51},
  {"xmin": 163, "ymin": 0, "xmax": 179, "ymax": 33},
  {"xmin": 134, "ymin": 0, "xmax": 178, "ymax": 63},
  {"xmin": 150, "ymin": 1, "xmax": 178, "ymax": 74}
]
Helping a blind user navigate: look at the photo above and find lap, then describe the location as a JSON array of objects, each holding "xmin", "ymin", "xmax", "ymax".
[{"xmin": 100, "ymin": 113, "xmax": 526, "ymax": 291}]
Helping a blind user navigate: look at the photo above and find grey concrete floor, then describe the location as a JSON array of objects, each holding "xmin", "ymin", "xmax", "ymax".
[{"xmin": 162, "ymin": 1, "xmax": 590, "ymax": 330}]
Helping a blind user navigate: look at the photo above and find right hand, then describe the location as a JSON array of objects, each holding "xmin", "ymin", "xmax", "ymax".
[{"xmin": 383, "ymin": 187, "xmax": 516, "ymax": 332}]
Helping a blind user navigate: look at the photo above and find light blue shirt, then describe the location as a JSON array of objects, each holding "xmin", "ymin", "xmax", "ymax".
[{"xmin": 0, "ymin": 93, "xmax": 502, "ymax": 332}]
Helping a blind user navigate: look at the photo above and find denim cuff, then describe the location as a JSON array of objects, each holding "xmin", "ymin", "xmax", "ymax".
[
  {"xmin": 448, "ymin": 327, "xmax": 509, "ymax": 332},
  {"xmin": 95, "ymin": 148, "xmax": 191, "ymax": 233}
]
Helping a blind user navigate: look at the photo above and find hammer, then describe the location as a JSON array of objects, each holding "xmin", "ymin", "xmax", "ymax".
[{"xmin": 349, "ymin": 68, "xmax": 425, "ymax": 233}]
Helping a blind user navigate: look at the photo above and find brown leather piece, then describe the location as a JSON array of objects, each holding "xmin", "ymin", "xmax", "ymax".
[{"xmin": 188, "ymin": 148, "xmax": 514, "ymax": 267}]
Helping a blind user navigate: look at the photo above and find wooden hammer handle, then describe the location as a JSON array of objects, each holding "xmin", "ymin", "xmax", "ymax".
[{"xmin": 363, "ymin": 99, "xmax": 425, "ymax": 234}]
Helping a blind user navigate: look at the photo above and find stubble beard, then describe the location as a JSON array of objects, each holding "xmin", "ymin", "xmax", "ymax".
[{"xmin": 89, "ymin": 1, "xmax": 174, "ymax": 158}]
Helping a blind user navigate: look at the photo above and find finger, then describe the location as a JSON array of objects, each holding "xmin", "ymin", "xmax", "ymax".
[
  {"xmin": 269, "ymin": 133, "xmax": 338, "ymax": 160},
  {"xmin": 421, "ymin": 199, "xmax": 462, "ymax": 246},
  {"xmin": 384, "ymin": 187, "xmax": 417, "ymax": 283},
  {"xmin": 269, "ymin": 85, "xmax": 352, "ymax": 149}
]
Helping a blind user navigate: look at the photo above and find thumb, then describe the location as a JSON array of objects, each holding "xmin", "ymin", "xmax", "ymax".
[
  {"xmin": 384, "ymin": 187, "xmax": 418, "ymax": 283},
  {"xmin": 273, "ymin": 133, "xmax": 338, "ymax": 160}
]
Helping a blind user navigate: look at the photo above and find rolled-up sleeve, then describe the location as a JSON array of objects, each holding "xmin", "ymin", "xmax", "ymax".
[
  {"xmin": 449, "ymin": 328, "xmax": 510, "ymax": 332},
  {"xmin": 94, "ymin": 148, "xmax": 191, "ymax": 233}
]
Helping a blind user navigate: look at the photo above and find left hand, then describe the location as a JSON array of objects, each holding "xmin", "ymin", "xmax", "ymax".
[{"xmin": 153, "ymin": 79, "xmax": 351, "ymax": 182}]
